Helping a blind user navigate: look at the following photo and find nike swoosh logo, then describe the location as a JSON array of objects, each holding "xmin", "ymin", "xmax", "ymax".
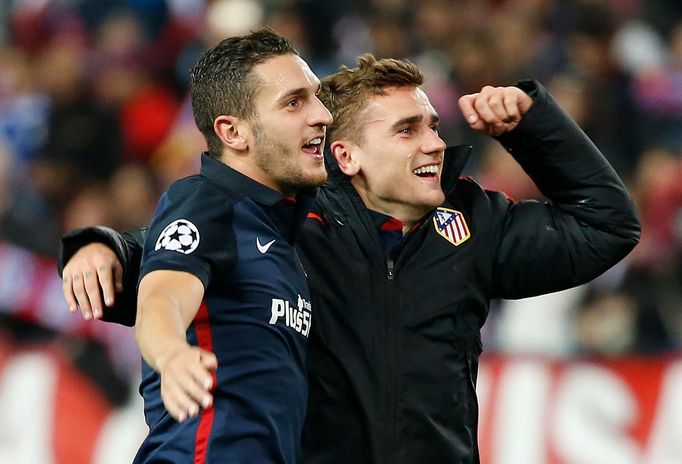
[{"xmin": 256, "ymin": 237, "xmax": 276, "ymax": 254}]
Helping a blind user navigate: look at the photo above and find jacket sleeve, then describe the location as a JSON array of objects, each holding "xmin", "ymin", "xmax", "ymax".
[
  {"xmin": 489, "ymin": 80, "xmax": 640, "ymax": 299},
  {"xmin": 59, "ymin": 226, "xmax": 147, "ymax": 326}
]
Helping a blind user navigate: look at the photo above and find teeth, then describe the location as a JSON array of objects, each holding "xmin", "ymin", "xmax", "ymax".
[
  {"xmin": 306, "ymin": 137, "xmax": 322, "ymax": 145},
  {"xmin": 412, "ymin": 165, "xmax": 439, "ymax": 175}
]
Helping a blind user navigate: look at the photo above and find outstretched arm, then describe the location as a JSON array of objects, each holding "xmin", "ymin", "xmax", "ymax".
[
  {"xmin": 59, "ymin": 226, "xmax": 146, "ymax": 325},
  {"xmin": 137, "ymin": 269, "xmax": 217, "ymax": 422}
]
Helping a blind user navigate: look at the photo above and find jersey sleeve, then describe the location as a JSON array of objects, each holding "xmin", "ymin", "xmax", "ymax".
[{"xmin": 140, "ymin": 179, "xmax": 236, "ymax": 288}]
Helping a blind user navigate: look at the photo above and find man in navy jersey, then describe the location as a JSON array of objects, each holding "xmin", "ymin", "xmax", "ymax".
[{"xmin": 114, "ymin": 29, "xmax": 331, "ymax": 463}]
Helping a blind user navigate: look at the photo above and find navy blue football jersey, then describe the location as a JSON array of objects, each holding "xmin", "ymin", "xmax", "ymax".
[{"xmin": 134, "ymin": 154, "xmax": 314, "ymax": 464}]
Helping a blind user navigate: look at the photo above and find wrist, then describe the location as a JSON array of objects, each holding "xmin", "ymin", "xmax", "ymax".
[
  {"xmin": 152, "ymin": 340, "xmax": 189, "ymax": 373},
  {"xmin": 60, "ymin": 226, "xmax": 125, "ymax": 276}
]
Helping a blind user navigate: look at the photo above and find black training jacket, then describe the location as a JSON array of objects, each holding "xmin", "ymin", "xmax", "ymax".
[{"xmin": 59, "ymin": 80, "xmax": 640, "ymax": 463}]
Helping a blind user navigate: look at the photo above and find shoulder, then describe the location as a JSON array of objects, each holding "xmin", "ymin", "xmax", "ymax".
[
  {"xmin": 142, "ymin": 176, "xmax": 239, "ymax": 280},
  {"xmin": 446, "ymin": 176, "xmax": 514, "ymax": 216},
  {"xmin": 448, "ymin": 176, "xmax": 487, "ymax": 204},
  {"xmin": 149, "ymin": 176, "xmax": 238, "ymax": 249},
  {"xmin": 153, "ymin": 176, "xmax": 242, "ymax": 228},
  {"xmin": 163, "ymin": 175, "xmax": 240, "ymax": 209}
]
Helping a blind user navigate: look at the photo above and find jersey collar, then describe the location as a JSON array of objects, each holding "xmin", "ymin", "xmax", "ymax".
[{"xmin": 200, "ymin": 152, "xmax": 288, "ymax": 207}]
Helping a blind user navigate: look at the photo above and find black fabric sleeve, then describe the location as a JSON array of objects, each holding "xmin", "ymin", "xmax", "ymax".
[
  {"xmin": 489, "ymin": 80, "xmax": 640, "ymax": 298},
  {"xmin": 58, "ymin": 226, "xmax": 147, "ymax": 326}
]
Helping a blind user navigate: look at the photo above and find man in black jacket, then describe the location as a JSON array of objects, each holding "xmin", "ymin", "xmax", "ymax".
[{"xmin": 60, "ymin": 55, "xmax": 640, "ymax": 463}]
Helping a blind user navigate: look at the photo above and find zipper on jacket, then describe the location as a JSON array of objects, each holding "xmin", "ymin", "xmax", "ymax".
[
  {"xmin": 386, "ymin": 257, "xmax": 394, "ymax": 280},
  {"xmin": 383, "ymin": 256, "xmax": 398, "ymax": 462}
]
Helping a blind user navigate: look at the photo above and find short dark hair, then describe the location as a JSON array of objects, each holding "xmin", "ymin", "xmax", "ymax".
[
  {"xmin": 190, "ymin": 28, "xmax": 298, "ymax": 157},
  {"xmin": 320, "ymin": 54, "xmax": 423, "ymax": 144}
]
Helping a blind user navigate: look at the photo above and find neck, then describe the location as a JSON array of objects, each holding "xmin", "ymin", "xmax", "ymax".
[
  {"xmin": 219, "ymin": 151, "xmax": 288, "ymax": 194},
  {"xmin": 368, "ymin": 204, "xmax": 423, "ymax": 236},
  {"xmin": 350, "ymin": 178, "xmax": 432, "ymax": 234},
  {"xmin": 357, "ymin": 198, "xmax": 427, "ymax": 236}
]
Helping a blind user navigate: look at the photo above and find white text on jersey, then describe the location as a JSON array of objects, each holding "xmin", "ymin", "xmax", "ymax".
[{"xmin": 269, "ymin": 294, "xmax": 312, "ymax": 337}]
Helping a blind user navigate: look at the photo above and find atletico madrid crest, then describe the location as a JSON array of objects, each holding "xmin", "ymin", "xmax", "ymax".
[{"xmin": 433, "ymin": 207, "xmax": 470, "ymax": 246}]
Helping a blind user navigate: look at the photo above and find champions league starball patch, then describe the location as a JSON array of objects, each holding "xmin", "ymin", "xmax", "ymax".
[
  {"xmin": 154, "ymin": 219, "xmax": 200, "ymax": 254},
  {"xmin": 433, "ymin": 207, "xmax": 470, "ymax": 246}
]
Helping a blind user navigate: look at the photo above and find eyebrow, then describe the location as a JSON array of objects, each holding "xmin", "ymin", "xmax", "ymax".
[
  {"xmin": 389, "ymin": 113, "xmax": 440, "ymax": 131},
  {"xmin": 276, "ymin": 83, "xmax": 322, "ymax": 105},
  {"xmin": 277, "ymin": 87, "xmax": 307, "ymax": 105}
]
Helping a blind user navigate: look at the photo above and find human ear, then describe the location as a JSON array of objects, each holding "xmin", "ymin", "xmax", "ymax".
[
  {"xmin": 330, "ymin": 141, "xmax": 360, "ymax": 176},
  {"xmin": 214, "ymin": 115, "xmax": 248, "ymax": 151}
]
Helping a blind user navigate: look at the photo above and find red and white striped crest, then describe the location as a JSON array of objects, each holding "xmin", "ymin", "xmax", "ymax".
[{"xmin": 433, "ymin": 207, "xmax": 470, "ymax": 246}]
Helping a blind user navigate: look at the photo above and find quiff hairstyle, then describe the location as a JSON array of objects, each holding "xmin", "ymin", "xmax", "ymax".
[
  {"xmin": 319, "ymin": 54, "xmax": 423, "ymax": 144},
  {"xmin": 190, "ymin": 28, "xmax": 297, "ymax": 157}
]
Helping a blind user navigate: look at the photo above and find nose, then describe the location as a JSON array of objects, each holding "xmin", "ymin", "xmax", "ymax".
[
  {"xmin": 309, "ymin": 96, "xmax": 333, "ymax": 127},
  {"xmin": 422, "ymin": 129, "xmax": 446, "ymax": 156}
]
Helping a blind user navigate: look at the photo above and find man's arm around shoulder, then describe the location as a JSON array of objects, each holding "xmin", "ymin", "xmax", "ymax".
[{"xmin": 60, "ymin": 226, "xmax": 146, "ymax": 325}]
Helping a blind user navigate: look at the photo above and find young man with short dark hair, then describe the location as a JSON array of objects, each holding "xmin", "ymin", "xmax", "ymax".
[{"xmin": 122, "ymin": 29, "xmax": 331, "ymax": 463}]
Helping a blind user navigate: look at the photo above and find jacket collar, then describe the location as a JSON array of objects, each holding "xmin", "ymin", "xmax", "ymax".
[{"xmin": 440, "ymin": 145, "xmax": 473, "ymax": 197}]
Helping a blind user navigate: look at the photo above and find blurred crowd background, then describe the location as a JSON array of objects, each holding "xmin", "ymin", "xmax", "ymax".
[{"xmin": 0, "ymin": 0, "xmax": 681, "ymax": 418}]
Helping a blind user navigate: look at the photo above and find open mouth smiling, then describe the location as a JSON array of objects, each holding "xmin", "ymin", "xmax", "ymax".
[
  {"xmin": 302, "ymin": 136, "xmax": 324, "ymax": 156},
  {"xmin": 412, "ymin": 164, "xmax": 440, "ymax": 178}
]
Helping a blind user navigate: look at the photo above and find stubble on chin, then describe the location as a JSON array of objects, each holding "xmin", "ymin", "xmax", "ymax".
[
  {"xmin": 252, "ymin": 127, "xmax": 326, "ymax": 193},
  {"xmin": 255, "ymin": 151, "xmax": 325, "ymax": 193},
  {"xmin": 278, "ymin": 167, "xmax": 327, "ymax": 195}
]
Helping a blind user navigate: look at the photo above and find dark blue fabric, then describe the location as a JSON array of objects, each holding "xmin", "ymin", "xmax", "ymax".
[
  {"xmin": 135, "ymin": 153, "xmax": 313, "ymax": 464},
  {"xmin": 368, "ymin": 210, "xmax": 406, "ymax": 260}
]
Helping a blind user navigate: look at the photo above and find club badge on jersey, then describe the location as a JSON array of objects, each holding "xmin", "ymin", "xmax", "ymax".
[{"xmin": 433, "ymin": 207, "xmax": 470, "ymax": 246}]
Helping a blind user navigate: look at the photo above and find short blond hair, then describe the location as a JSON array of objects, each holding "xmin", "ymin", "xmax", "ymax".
[{"xmin": 320, "ymin": 54, "xmax": 423, "ymax": 144}]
